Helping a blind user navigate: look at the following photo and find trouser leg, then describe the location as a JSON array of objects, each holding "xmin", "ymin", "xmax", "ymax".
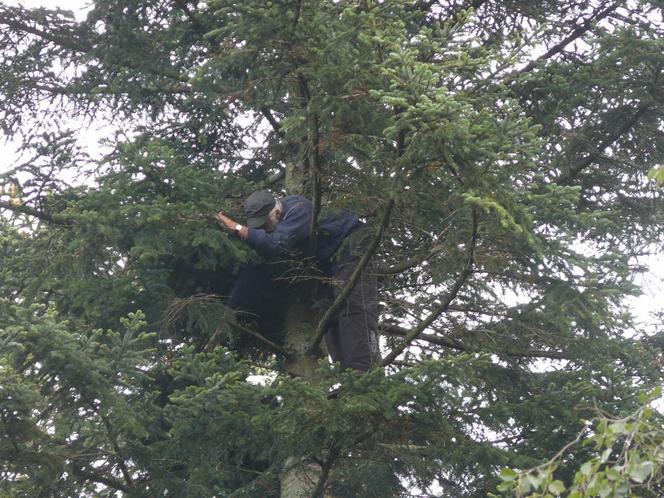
[
  {"xmin": 228, "ymin": 264, "xmax": 270, "ymax": 313},
  {"xmin": 330, "ymin": 230, "xmax": 379, "ymax": 372},
  {"xmin": 225, "ymin": 264, "xmax": 289, "ymax": 347},
  {"xmin": 334, "ymin": 265, "xmax": 378, "ymax": 371}
]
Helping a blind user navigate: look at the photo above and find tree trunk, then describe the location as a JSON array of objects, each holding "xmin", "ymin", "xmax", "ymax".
[
  {"xmin": 280, "ymin": 456, "xmax": 323, "ymax": 498},
  {"xmin": 283, "ymin": 293, "xmax": 321, "ymax": 379},
  {"xmin": 279, "ymin": 292, "xmax": 326, "ymax": 497},
  {"xmin": 278, "ymin": 146, "xmax": 328, "ymax": 496}
]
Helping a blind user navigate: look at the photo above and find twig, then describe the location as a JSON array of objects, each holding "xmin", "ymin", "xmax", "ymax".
[{"xmin": 205, "ymin": 318, "xmax": 286, "ymax": 355}]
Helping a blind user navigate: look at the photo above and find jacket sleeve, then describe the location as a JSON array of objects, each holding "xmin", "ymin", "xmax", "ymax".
[{"xmin": 245, "ymin": 198, "xmax": 312, "ymax": 258}]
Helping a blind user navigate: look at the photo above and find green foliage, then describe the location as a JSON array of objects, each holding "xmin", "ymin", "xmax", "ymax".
[
  {"xmin": 647, "ymin": 166, "xmax": 664, "ymax": 187},
  {"xmin": 495, "ymin": 390, "xmax": 664, "ymax": 498},
  {"xmin": 1, "ymin": 0, "xmax": 664, "ymax": 496}
]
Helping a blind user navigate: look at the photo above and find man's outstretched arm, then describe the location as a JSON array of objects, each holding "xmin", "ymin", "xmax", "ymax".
[{"xmin": 216, "ymin": 197, "xmax": 312, "ymax": 258}]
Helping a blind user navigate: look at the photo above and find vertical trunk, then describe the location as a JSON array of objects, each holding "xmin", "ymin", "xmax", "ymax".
[
  {"xmin": 280, "ymin": 293, "xmax": 325, "ymax": 498},
  {"xmin": 281, "ymin": 457, "xmax": 323, "ymax": 498},
  {"xmin": 279, "ymin": 149, "xmax": 326, "ymax": 497},
  {"xmin": 283, "ymin": 293, "xmax": 321, "ymax": 379}
]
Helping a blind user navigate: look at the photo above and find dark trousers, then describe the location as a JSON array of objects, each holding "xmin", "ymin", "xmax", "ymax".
[
  {"xmin": 227, "ymin": 264, "xmax": 270, "ymax": 313},
  {"xmin": 324, "ymin": 228, "xmax": 379, "ymax": 372},
  {"xmin": 227, "ymin": 264, "xmax": 285, "ymax": 340},
  {"xmin": 228, "ymin": 231, "xmax": 379, "ymax": 372}
]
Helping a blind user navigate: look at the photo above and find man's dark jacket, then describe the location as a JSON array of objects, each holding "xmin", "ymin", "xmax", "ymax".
[{"xmin": 244, "ymin": 195, "xmax": 361, "ymax": 266}]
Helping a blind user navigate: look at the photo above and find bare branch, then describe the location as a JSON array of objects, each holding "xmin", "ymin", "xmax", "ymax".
[
  {"xmin": 0, "ymin": 200, "xmax": 71, "ymax": 226},
  {"xmin": 379, "ymin": 207, "xmax": 478, "ymax": 367}
]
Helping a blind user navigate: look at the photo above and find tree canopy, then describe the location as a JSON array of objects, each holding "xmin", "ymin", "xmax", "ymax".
[{"xmin": 1, "ymin": 0, "xmax": 664, "ymax": 496}]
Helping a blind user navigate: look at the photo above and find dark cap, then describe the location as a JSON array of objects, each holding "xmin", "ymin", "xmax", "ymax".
[{"xmin": 243, "ymin": 190, "xmax": 276, "ymax": 228}]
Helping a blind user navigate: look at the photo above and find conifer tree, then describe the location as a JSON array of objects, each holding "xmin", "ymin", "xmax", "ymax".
[{"xmin": 1, "ymin": 1, "xmax": 664, "ymax": 496}]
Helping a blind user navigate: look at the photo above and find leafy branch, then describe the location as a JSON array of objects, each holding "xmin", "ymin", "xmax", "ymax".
[{"xmin": 494, "ymin": 389, "xmax": 664, "ymax": 498}]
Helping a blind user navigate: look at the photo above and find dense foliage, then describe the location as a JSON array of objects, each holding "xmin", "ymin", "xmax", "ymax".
[
  {"xmin": 2, "ymin": 0, "xmax": 664, "ymax": 496},
  {"xmin": 495, "ymin": 390, "xmax": 664, "ymax": 498}
]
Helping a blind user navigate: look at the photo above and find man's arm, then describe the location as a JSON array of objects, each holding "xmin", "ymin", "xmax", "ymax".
[
  {"xmin": 215, "ymin": 197, "xmax": 313, "ymax": 259},
  {"xmin": 245, "ymin": 198, "xmax": 312, "ymax": 258}
]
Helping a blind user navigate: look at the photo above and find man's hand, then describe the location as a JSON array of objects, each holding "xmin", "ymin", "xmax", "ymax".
[{"xmin": 215, "ymin": 212, "xmax": 238, "ymax": 231}]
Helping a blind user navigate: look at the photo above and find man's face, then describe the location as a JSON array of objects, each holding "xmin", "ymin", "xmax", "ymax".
[{"xmin": 262, "ymin": 208, "xmax": 281, "ymax": 232}]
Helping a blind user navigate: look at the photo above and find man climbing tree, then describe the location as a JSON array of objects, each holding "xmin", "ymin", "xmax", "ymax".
[
  {"xmin": 216, "ymin": 190, "xmax": 379, "ymax": 372},
  {"xmin": 2, "ymin": 1, "xmax": 664, "ymax": 497}
]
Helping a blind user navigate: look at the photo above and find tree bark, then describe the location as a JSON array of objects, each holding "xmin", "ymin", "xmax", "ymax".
[
  {"xmin": 280, "ymin": 456, "xmax": 323, "ymax": 498},
  {"xmin": 283, "ymin": 293, "xmax": 321, "ymax": 379},
  {"xmin": 279, "ymin": 140, "xmax": 326, "ymax": 495},
  {"xmin": 280, "ymin": 289, "xmax": 326, "ymax": 497}
]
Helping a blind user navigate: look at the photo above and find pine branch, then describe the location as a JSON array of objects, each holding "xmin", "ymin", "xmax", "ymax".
[
  {"xmin": 449, "ymin": 0, "xmax": 488, "ymax": 24},
  {"xmin": 0, "ymin": 7, "xmax": 189, "ymax": 83},
  {"xmin": 70, "ymin": 464, "xmax": 130, "ymax": 493},
  {"xmin": 29, "ymin": 82, "xmax": 192, "ymax": 96},
  {"xmin": 0, "ymin": 8, "xmax": 92, "ymax": 52},
  {"xmin": 515, "ymin": 2, "xmax": 621, "ymax": 77},
  {"xmin": 1, "ymin": 164, "xmax": 33, "ymax": 180},
  {"xmin": 263, "ymin": 168, "xmax": 286, "ymax": 186},
  {"xmin": 229, "ymin": 320, "xmax": 286, "ymax": 354},
  {"xmin": 380, "ymin": 207, "xmax": 477, "ymax": 367},
  {"xmin": 308, "ymin": 111, "xmax": 322, "ymax": 256},
  {"xmin": 0, "ymin": 199, "xmax": 71, "ymax": 225},
  {"xmin": 205, "ymin": 318, "xmax": 286, "ymax": 355},
  {"xmin": 80, "ymin": 394, "xmax": 134, "ymax": 489},
  {"xmin": 311, "ymin": 446, "xmax": 340, "ymax": 498},
  {"xmin": 172, "ymin": 0, "xmax": 207, "ymax": 34},
  {"xmin": 260, "ymin": 107, "xmax": 285, "ymax": 138},
  {"xmin": 556, "ymin": 104, "xmax": 651, "ymax": 185},
  {"xmin": 292, "ymin": 74, "xmax": 322, "ymax": 256},
  {"xmin": 292, "ymin": 0, "xmax": 303, "ymax": 30},
  {"xmin": 380, "ymin": 323, "xmax": 574, "ymax": 360},
  {"xmin": 376, "ymin": 242, "xmax": 447, "ymax": 276}
]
